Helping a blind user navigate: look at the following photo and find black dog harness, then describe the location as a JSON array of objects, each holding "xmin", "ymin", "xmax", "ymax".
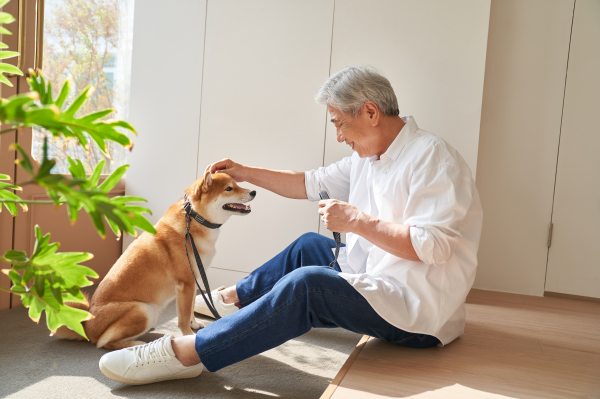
[
  {"xmin": 183, "ymin": 194, "xmax": 222, "ymax": 319},
  {"xmin": 319, "ymin": 190, "xmax": 341, "ymax": 269}
]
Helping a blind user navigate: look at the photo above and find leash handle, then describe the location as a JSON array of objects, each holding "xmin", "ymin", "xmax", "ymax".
[
  {"xmin": 184, "ymin": 215, "xmax": 222, "ymax": 320},
  {"xmin": 319, "ymin": 190, "xmax": 341, "ymax": 270}
]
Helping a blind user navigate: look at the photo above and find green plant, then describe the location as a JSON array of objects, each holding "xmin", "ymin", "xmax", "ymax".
[{"xmin": 0, "ymin": 0, "xmax": 155, "ymax": 339}]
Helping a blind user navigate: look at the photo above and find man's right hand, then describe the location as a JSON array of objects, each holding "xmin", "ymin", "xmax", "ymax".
[{"xmin": 205, "ymin": 158, "xmax": 249, "ymax": 182}]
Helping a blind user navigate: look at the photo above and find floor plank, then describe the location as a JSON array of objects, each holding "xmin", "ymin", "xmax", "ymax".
[{"xmin": 327, "ymin": 289, "xmax": 600, "ymax": 399}]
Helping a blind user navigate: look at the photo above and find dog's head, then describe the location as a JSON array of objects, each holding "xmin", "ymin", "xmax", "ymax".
[{"xmin": 184, "ymin": 170, "xmax": 256, "ymax": 225}]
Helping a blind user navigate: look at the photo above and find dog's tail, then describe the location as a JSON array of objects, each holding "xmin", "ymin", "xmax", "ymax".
[{"xmin": 53, "ymin": 292, "xmax": 91, "ymax": 341}]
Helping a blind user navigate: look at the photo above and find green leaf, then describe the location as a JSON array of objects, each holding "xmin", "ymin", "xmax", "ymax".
[
  {"xmin": 0, "ymin": 72, "xmax": 12, "ymax": 86},
  {"xmin": 54, "ymin": 78, "xmax": 71, "ymax": 108},
  {"xmin": 0, "ymin": 26, "xmax": 12, "ymax": 35},
  {"xmin": 5, "ymin": 269, "xmax": 22, "ymax": 286},
  {"xmin": 99, "ymin": 164, "xmax": 128, "ymax": 193},
  {"xmin": 0, "ymin": 51, "xmax": 18, "ymax": 60},
  {"xmin": 10, "ymin": 142, "xmax": 33, "ymax": 175},
  {"xmin": 64, "ymin": 85, "xmax": 92, "ymax": 117},
  {"xmin": 46, "ymin": 302, "xmax": 89, "ymax": 338},
  {"xmin": 0, "ymin": 189, "xmax": 20, "ymax": 215},
  {"xmin": 0, "ymin": 12, "xmax": 14, "ymax": 24},
  {"xmin": 0, "ymin": 63, "xmax": 20, "ymax": 75},
  {"xmin": 1, "ymin": 250, "xmax": 28, "ymax": 263},
  {"xmin": 88, "ymin": 160, "xmax": 105, "ymax": 188},
  {"xmin": 33, "ymin": 273, "xmax": 45, "ymax": 298}
]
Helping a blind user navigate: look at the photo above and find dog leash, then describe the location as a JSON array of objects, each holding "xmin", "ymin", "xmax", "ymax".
[
  {"xmin": 319, "ymin": 190, "xmax": 341, "ymax": 269},
  {"xmin": 183, "ymin": 194, "xmax": 222, "ymax": 320}
]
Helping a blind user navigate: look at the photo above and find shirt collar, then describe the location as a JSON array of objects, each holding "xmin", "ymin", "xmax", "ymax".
[{"xmin": 379, "ymin": 115, "xmax": 419, "ymax": 162}]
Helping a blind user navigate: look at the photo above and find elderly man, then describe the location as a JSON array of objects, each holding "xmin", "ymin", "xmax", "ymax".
[{"xmin": 99, "ymin": 66, "xmax": 483, "ymax": 384}]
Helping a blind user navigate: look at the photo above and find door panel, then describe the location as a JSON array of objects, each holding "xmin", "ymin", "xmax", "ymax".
[
  {"xmin": 196, "ymin": 0, "xmax": 334, "ymax": 285},
  {"xmin": 545, "ymin": 0, "xmax": 600, "ymax": 299},
  {"xmin": 474, "ymin": 0, "xmax": 575, "ymax": 295}
]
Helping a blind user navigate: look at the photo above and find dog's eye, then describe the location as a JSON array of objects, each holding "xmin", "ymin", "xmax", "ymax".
[{"xmin": 225, "ymin": 187, "xmax": 233, "ymax": 192}]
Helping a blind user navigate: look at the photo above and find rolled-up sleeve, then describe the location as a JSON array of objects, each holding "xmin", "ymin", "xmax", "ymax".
[
  {"xmin": 405, "ymin": 162, "xmax": 474, "ymax": 265},
  {"xmin": 304, "ymin": 156, "xmax": 352, "ymax": 202}
]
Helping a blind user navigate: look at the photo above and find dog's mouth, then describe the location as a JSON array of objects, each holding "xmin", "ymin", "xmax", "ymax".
[{"xmin": 223, "ymin": 203, "xmax": 251, "ymax": 214}]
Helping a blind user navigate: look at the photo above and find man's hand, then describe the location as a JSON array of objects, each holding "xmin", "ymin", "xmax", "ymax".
[
  {"xmin": 318, "ymin": 199, "xmax": 362, "ymax": 233},
  {"xmin": 205, "ymin": 158, "xmax": 249, "ymax": 182}
]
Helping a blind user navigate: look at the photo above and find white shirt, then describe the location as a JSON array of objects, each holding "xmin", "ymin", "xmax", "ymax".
[{"xmin": 305, "ymin": 116, "xmax": 483, "ymax": 346}]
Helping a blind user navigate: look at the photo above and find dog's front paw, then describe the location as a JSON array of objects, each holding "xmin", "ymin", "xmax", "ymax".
[{"xmin": 191, "ymin": 318, "xmax": 204, "ymax": 329}]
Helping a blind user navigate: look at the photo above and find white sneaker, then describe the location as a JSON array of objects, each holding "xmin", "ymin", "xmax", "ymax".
[
  {"xmin": 194, "ymin": 286, "xmax": 239, "ymax": 318},
  {"xmin": 98, "ymin": 335, "xmax": 203, "ymax": 385}
]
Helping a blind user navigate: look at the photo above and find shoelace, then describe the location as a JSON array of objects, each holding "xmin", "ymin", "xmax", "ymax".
[{"xmin": 133, "ymin": 335, "xmax": 173, "ymax": 367}]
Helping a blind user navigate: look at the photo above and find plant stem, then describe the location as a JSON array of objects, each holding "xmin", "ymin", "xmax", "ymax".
[
  {"xmin": 0, "ymin": 127, "xmax": 18, "ymax": 135},
  {"xmin": 0, "ymin": 199, "xmax": 63, "ymax": 205}
]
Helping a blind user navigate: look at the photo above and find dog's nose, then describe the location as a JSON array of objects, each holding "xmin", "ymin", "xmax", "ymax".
[{"xmin": 250, "ymin": 190, "xmax": 256, "ymax": 197}]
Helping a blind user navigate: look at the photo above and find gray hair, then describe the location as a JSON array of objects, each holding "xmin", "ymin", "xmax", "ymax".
[{"xmin": 315, "ymin": 66, "xmax": 399, "ymax": 117}]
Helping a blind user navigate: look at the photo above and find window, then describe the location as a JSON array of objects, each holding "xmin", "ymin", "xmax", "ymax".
[{"xmin": 31, "ymin": 0, "xmax": 135, "ymax": 174}]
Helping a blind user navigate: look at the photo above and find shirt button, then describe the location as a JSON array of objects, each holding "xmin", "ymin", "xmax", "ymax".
[{"xmin": 384, "ymin": 170, "xmax": 388, "ymax": 174}]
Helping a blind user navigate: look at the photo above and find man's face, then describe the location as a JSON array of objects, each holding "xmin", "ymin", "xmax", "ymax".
[{"xmin": 328, "ymin": 104, "xmax": 373, "ymax": 158}]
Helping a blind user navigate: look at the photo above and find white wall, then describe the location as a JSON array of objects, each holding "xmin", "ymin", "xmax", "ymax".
[{"xmin": 124, "ymin": 0, "xmax": 207, "ymax": 250}]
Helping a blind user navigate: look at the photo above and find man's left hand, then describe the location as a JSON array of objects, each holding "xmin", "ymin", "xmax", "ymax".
[{"xmin": 318, "ymin": 199, "xmax": 362, "ymax": 233}]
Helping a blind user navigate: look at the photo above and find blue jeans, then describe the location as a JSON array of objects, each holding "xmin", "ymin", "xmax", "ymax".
[{"xmin": 195, "ymin": 232, "xmax": 440, "ymax": 372}]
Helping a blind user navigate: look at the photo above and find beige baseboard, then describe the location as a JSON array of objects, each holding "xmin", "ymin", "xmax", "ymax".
[{"xmin": 544, "ymin": 290, "xmax": 600, "ymax": 303}]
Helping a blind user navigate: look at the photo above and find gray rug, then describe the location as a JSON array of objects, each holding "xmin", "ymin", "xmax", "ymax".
[{"xmin": 0, "ymin": 291, "xmax": 361, "ymax": 399}]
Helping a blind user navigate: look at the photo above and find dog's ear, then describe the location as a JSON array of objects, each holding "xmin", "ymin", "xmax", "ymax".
[{"xmin": 201, "ymin": 170, "xmax": 213, "ymax": 193}]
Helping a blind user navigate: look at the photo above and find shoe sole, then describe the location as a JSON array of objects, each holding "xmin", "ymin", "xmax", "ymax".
[{"xmin": 99, "ymin": 358, "xmax": 203, "ymax": 385}]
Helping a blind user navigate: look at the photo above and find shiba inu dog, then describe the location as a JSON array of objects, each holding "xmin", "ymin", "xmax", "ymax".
[{"xmin": 55, "ymin": 171, "xmax": 255, "ymax": 349}]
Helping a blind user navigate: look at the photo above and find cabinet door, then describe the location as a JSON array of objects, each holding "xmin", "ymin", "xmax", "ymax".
[
  {"xmin": 197, "ymin": 0, "xmax": 335, "ymax": 287},
  {"xmin": 545, "ymin": 0, "xmax": 600, "ymax": 299},
  {"xmin": 474, "ymin": 0, "xmax": 574, "ymax": 296}
]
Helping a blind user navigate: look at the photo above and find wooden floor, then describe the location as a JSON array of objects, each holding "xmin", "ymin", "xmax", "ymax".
[{"xmin": 321, "ymin": 289, "xmax": 600, "ymax": 399}]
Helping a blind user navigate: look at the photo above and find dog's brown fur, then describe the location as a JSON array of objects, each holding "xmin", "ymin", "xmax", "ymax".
[{"xmin": 55, "ymin": 171, "xmax": 254, "ymax": 349}]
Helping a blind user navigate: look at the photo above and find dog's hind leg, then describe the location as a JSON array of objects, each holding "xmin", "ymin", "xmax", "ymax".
[{"xmin": 96, "ymin": 303, "xmax": 152, "ymax": 350}]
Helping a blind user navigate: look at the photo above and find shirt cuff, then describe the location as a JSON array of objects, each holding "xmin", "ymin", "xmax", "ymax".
[
  {"xmin": 304, "ymin": 170, "xmax": 321, "ymax": 202},
  {"xmin": 409, "ymin": 226, "xmax": 435, "ymax": 265}
]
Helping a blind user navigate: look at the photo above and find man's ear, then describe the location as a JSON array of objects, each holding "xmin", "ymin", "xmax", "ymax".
[
  {"xmin": 364, "ymin": 102, "xmax": 380, "ymax": 126},
  {"xmin": 202, "ymin": 170, "xmax": 213, "ymax": 193}
]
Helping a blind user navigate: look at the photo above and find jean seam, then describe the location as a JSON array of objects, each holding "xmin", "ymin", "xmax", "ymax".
[{"xmin": 197, "ymin": 289, "xmax": 366, "ymax": 357}]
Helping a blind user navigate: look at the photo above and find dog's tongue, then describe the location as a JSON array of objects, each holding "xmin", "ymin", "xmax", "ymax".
[{"xmin": 230, "ymin": 203, "xmax": 250, "ymax": 211}]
